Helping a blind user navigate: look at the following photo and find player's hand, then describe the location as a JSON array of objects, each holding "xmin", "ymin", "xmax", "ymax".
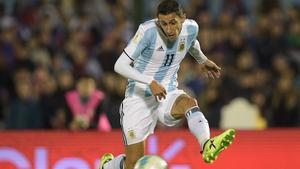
[
  {"xmin": 200, "ymin": 59, "xmax": 221, "ymax": 79},
  {"xmin": 149, "ymin": 80, "xmax": 167, "ymax": 101}
]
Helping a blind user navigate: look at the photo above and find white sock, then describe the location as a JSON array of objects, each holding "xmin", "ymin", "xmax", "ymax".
[
  {"xmin": 186, "ymin": 107, "xmax": 210, "ymax": 151},
  {"xmin": 103, "ymin": 154, "xmax": 125, "ymax": 169}
]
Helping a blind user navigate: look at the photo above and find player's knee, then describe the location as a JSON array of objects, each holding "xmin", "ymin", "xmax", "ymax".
[
  {"xmin": 187, "ymin": 97, "xmax": 198, "ymax": 108},
  {"xmin": 178, "ymin": 95, "xmax": 198, "ymax": 110},
  {"xmin": 172, "ymin": 95, "xmax": 198, "ymax": 119}
]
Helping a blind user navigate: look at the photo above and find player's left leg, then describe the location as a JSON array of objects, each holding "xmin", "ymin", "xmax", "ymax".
[
  {"xmin": 99, "ymin": 153, "xmax": 125, "ymax": 169},
  {"xmin": 157, "ymin": 91, "xmax": 211, "ymax": 151},
  {"xmin": 167, "ymin": 93, "xmax": 235, "ymax": 163},
  {"xmin": 202, "ymin": 128, "xmax": 235, "ymax": 163},
  {"xmin": 170, "ymin": 94, "xmax": 211, "ymax": 151}
]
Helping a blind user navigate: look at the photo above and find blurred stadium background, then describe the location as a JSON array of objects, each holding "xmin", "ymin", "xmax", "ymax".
[{"xmin": 0, "ymin": 0, "xmax": 300, "ymax": 169}]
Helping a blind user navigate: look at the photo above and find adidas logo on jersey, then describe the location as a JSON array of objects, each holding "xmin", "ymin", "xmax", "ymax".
[{"xmin": 156, "ymin": 46, "xmax": 164, "ymax": 51}]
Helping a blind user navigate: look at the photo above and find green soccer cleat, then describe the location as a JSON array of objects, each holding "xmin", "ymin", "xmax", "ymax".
[
  {"xmin": 99, "ymin": 153, "xmax": 114, "ymax": 169},
  {"xmin": 202, "ymin": 129, "xmax": 235, "ymax": 163}
]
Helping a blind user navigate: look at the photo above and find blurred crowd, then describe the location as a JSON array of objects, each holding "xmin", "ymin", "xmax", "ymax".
[{"xmin": 0, "ymin": 0, "xmax": 299, "ymax": 130}]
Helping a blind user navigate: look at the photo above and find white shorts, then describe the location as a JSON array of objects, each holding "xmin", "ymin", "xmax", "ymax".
[{"xmin": 120, "ymin": 89, "xmax": 186, "ymax": 145}]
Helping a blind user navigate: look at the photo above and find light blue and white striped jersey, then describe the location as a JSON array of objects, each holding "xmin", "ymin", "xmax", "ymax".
[{"xmin": 124, "ymin": 19, "xmax": 199, "ymax": 97}]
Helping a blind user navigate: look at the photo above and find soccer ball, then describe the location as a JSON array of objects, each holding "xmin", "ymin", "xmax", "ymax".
[{"xmin": 134, "ymin": 155, "xmax": 168, "ymax": 169}]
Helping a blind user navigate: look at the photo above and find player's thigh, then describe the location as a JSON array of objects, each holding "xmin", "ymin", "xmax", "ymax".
[
  {"xmin": 157, "ymin": 90, "xmax": 191, "ymax": 126},
  {"xmin": 120, "ymin": 96, "xmax": 158, "ymax": 145},
  {"xmin": 125, "ymin": 141, "xmax": 145, "ymax": 168}
]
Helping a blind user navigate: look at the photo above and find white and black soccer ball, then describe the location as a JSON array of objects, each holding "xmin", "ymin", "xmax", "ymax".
[{"xmin": 134, "ymin": 155, "xmax": 168, "ymax": 169}]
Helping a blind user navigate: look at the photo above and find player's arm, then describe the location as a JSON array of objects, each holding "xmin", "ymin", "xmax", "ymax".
[
  {"xmin": 189, "ymin": 39, "xmax": 208, "ymax": 64},
  {"xmin": 189, "ymin": 39, "xmax": 221, "ymax": 79},
  {"xmin": 114, "ymin": 25, "xmax": 167, "ymax": 99},
  {"xmin": 114, "ymin": 53, "xmax": 153, "ymax": 84},
  {"xmin": 114, "ymin": 25, "xmax": 153, "ymax": 84},
  {"xmin": 114, "ymin": 53, "xmax": 167, "ymax": 99}
]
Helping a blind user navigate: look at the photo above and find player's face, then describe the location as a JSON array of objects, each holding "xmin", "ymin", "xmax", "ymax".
[{"xmin": 158, "ymin": 12, "xmax": 185, "ymax": 41}]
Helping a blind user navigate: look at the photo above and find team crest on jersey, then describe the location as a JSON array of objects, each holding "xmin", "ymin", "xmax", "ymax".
[
  {"xmin": 128, "ymin": 129, "xmax": 136, "ymax": 139},
  {"xmin": 133, "ymin": 31, "xmax": 142, "ymax": 44},
  {"xmin": 178, "ymin": 38, "xmax": 185, "ymax": 51}
]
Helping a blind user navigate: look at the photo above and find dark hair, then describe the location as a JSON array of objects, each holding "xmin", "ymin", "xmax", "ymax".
[
  {"xmin": 157, "ymin": 0, "xmax": 184, "ymax": 16},
  {"xmin": 77, "ymin": 73, "xmax": 96, "ymax": 82}
]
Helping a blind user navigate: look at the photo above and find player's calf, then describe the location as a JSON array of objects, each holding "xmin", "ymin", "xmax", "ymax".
[
  {"xmin": 125, "ymin": 142, "xmax": 145, "ymax": 169},
  {"xmin": 125, "ymin": 157, "xmax": 139, "ymax": 169}
]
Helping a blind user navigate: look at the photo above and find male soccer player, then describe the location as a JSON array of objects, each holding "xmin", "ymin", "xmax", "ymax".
[{"xmin": 100, "ymin": 0, "xmax": 235, "ymax": 169}]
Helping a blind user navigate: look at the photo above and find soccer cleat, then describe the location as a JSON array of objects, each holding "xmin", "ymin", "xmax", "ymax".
[
  {"xmin": 202, "ymin": 129, "xmax": 235, "ymax": 163},
  {"xmin": 99, "ymin": 153, "xmax": 114, "ymax": 169}
]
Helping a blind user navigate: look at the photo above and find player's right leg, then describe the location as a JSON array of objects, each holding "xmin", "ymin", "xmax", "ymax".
[
  {"xmin": 125, "ymin": 141, "xmax": 145, "ymax": 169},
  {"xmin": 99, "ymin": 141, "xmax": 144, "ymax": 169},
  {"xmin": 100, "ymin": 96, "xmax": 157, "ymax": 169}
]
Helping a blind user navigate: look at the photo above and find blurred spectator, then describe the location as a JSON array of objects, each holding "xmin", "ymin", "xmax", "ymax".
[
  {"xmin": 198, "ymin": 80, "xmax": 223, "ymax": 128},
  {"xmin": 65, "ymin": 75, "xmax": 107, "ymax": 130},
  {"xmin": 6, "ymin": 68, "xmax": 44, "ymax": 129},
  {"xmin": 46, "ymin": 69, "xmax": 75, "ymax": 129},
  {"xmin": 101, "ymin": 72, "xmax": 125, "ymax": 129},
  {"xmin": 269, "ymin": 76, "xmax": 300, "ymax": 127}
]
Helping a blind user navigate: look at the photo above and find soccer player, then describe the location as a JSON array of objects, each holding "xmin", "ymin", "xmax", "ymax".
[{"xmin": 100, "ymin": 0, "xmax": 235, "ymax": 169}]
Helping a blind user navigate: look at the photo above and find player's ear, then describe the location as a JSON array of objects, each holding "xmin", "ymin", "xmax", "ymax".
[{"xmin": 180, "ymin": 13, "xmax": 186, "ymax": 23}]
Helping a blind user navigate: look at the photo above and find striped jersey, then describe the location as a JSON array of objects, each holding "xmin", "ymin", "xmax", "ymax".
[{"xmin": 123, "ymin": 19, "xmax": 199, "ymax": 97}]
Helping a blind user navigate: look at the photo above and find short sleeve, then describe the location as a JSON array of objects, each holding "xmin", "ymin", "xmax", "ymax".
[{"xmin": 124, "ymin": 25, "xmax": 149, "ymax": 61}]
